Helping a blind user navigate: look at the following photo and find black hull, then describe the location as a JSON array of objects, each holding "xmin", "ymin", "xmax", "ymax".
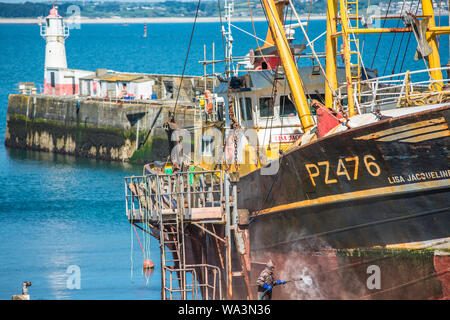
[
  {"xmin": 249, "ymin": 187, "xmax": 449, "ymax": 251},
  {"xmin": 179, "ymin": 106, "xmax": 450, "ymax": 300},
  {"xmin": 228, "ymin": 105, "xmax": 450, "ymax": 299},
  {"xmin": 238, "ymin": 106, "xmax": 450, "ymax": 250}
]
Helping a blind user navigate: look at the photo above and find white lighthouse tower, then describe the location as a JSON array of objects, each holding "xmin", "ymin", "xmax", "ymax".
[
  {"xmin": 40, "ymin": 5, "xmax": 70, "ymax": 95},
  {"xmin": 41, "ymin": 5, "xmax": 68, "ymax": 69}
]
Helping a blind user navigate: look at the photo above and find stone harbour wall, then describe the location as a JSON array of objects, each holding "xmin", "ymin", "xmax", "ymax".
[{"xmin": 4, "ymin": 94, "xmax": 196, "ymax": 163}]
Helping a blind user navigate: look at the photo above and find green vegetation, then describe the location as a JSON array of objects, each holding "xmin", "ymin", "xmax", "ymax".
[{"xmin": 0, "ymin": 0, "xmax": 405, "ymax": 18}]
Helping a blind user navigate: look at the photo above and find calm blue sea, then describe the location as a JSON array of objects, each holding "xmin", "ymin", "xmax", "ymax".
[{"xmin": 0, "ymin": 18, "xmax": 448, "ymax": 300}]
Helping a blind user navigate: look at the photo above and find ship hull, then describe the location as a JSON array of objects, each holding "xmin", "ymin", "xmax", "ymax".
[
  {"xmin": 234, "ymin": 105, "xmax": 450, "ymax": 299},
  {"xmin": 162, "ymin": 106, "xmax": 450, "ymax": 300},
  {"xmin": 238, "ymin": 105, "xmax": 450, "ymax": 249}
]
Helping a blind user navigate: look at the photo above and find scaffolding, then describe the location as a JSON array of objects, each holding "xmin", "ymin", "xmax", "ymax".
[{"xmin": 125, "ymin": 167, "xmax": 252, "ymax": 300}]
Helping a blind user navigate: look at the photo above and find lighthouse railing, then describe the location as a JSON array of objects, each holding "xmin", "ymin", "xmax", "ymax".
[{"xmin": 39, "ymin": 18, "xmax": 70, "ymax": 39}]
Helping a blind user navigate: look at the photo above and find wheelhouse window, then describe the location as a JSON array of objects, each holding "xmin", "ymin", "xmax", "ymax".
[
  {"xmin": 279, "ymin": 95, "xmax": 297, "ymax": 117},
  {"xmin": 239, "ymin": 97, "xmax": 253, "ymax": 121},
  {"xmin": 259, "ymin": 97, "xmax": 274, "ymax": 118}
]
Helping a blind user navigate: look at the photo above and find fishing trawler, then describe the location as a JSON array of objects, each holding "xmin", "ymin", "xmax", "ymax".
[{"xmin": 125, "ymin": 0, "xmax": 449, "ymax": 300}]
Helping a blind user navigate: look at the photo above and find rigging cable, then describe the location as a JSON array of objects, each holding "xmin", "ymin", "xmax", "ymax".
[
  {"xmin": 130, "ymin": 221, "xmax": 134, "ymax": 282},
  {"xmin": 370, "ymin": 0, "xmax": 393, "ymax": 69},
  {"xmin": 278, "ymin": 2, "xmax": 295, "ymax": 153},
  {"xmin": 288, "ymin": 0, "xmax": 335, "ymax": 96},
  {"xmin": 263, "ymin": 0, "xmax": 293, "ymax": 153},
  {"xmin": 398, "ymin": 1, "xmax": 422, "ymax": 74},
  {"xmin": 382, "ymin": 0, "xmax": 407, "ymax": 76},
  {"xmin": 248, "ymin": 0, "xmax": 271, "ymax": 68},
  {"xmin": 253, "ymin": 0, "xmax": 315, "ymax": 218},
  {"xmin": 172, "ymin": 0, "xmax": 202, "ymax": 115}
]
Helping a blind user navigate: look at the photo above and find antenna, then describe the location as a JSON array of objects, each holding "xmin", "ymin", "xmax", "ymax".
[{"xmin": 223, "ymin": 0, "xmax": 236, "ymax": 77}]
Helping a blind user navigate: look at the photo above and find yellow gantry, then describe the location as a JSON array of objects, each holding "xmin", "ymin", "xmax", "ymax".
[
  {"xmin": 421, "ymin": 0, "xmax": 443, "ymax": 87},
  {"xmin": 325, "ymin": 0, "xmax": 338, "ymax": 108},
  {"xmin": 338, "ymin": 0, "xmax": 356, "ymax": 116},
  {"xmin": 324, "ymin": 0, "xmax": 448, "ymax": 113},
  {"xmin": 262, "ymin": 0, "xmax": 448, "ymax": 128},
  {"xmin": 261, "ymin": 0, "xmax": 315, "ymax": 132}
]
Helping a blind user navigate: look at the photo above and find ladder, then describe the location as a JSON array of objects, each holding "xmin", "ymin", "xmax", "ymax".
[
  {"xmin": 345, "ymin": 0, "xmax": 361, "ymax": 86},
  {"xmin": 157, "ymin": 174, "xmax": 198, "ymax": 300},
  {"xmin": 125, "ymin": 170, "xmax": 253, "ymax": 300},
  {"xmin": 159, "ymin": 211, "xmax": 195, "ymax": 300}
]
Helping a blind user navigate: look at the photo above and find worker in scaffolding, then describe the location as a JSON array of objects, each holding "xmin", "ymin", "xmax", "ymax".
[
  {"xmin": 164, "ymin": 112, "xmax": 179, "ymax": 166},
  {"xmin": 163, "ymin": 111, "xmax": 190, "ymax": 172},
  {"xmin": 256, "ymin": 260, "xmax": 287, "ymax": 300}
]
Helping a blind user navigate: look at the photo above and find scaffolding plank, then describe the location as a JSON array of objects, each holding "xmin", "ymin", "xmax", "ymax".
[{"xmin": 188, "ymin": 207, "xmax": 222, "ymax": 220}]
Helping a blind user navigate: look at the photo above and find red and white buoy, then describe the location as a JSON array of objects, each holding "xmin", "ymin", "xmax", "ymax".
[
  {"xmin": 143, "ymin": 24, "xmax": 147, "ymax": 38},
  {"xmin": 143, "ymin": 259, "xmax": 154, "ymax": 270}
]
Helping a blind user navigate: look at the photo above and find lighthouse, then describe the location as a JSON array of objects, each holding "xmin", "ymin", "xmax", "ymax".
[
  {"xmin": 40, "ymin": 5, "xmax": 70, "ymax": 95},
  {"xmin": 41, "ymin": 5, "xmax": 68, "ymax": 69}
]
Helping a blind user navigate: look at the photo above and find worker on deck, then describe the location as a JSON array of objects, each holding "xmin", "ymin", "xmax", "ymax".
[
  {"xmin": 163, "ymin": 111, "xmax": 178, "ymax": 151},
  {"xmin": 256, "ymin": 260, "xmax": 287, "ymax": 300},
  {"xmin": 164, "ymin": 111, "xmax": 188, "ymax": 171}
]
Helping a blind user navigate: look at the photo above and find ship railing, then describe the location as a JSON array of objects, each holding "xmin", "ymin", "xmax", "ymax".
[
  {"xmin": 125, "ymin": 170, "xmax": 226, "ymax": 223},
  {"xmin": 163, "ymin": 264, "xmax": 222, "ymax": 300},
  {"xmin": 336, "ymin": 66, "xmax": 450, "ymax": 114},
  {"xmin": 39, "ymin": 20, "xmax": 69, "ymax": 38},
  {"xmin": 124, "ymin": 175, "xmax": 159, "ymax": 223},
  {"xmin": 175, "ymin": 170, "xmax": 224, "ymax": 221},
  {"xmin": 164, "ymin": 266, "xmax": 199, "ymax": 300},
  {"xmin": 185, "ymin": 264, "xmax": 223, "ymax": 300}
]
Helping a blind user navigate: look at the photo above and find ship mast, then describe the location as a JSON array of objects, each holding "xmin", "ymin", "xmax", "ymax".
[
  {"xmin": 260, "ymin": 0, "xmax": 315, "ymax": 132},
  {"xmin": 325, "ymin": 0, "xmax": 338, "ymax": 109},
  {"xmin": 223, "ymin": 0, "xmax": 235, "ymax": 77}
]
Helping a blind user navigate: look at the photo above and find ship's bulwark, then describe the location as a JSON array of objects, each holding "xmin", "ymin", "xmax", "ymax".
[{"xmin": 229, "ymin": 105, "xmax": 450, "ymax": 299}]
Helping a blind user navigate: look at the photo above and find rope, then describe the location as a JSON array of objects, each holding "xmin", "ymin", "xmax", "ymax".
[
  {"xmin": 130, "ymin": 222, "xmax": 134, "ymax": 282},
  {"xmin": 172, "ymin": 0, "xmax": 202, "ymax": 115},
  {"xmin": 438, "ymin": 0, "xmax": 441, "ymax": 49},
  {"xmin": 133, "ymin": 224, "xmax": 145, "ymax": 256},
  {"xmin": 382, "ymin": 0, "xmax": 407, "ymax": 76},
  {"xmin": 248, "ymin": 0, "xmax": 271, "ymax": 67},
  {"xmin": 288, "ymin": 0, "xmax": 335, "ymax": 96},
  {"xmin": 298, "ymin": 0, "xmax": 313, "ymax": 55},
  {"xmin": 398, "ymin": 1, "xmax": 421, "ymax": 74}
]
